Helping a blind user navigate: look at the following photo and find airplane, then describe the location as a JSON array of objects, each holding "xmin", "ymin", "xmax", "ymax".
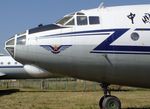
[
  {"xmin": 0, "ymin": 55, "xmax": 59, "ymax": 79},
  {"xmin": 4, "ymin": 4, "xmax": 150, "ymax": 109}
]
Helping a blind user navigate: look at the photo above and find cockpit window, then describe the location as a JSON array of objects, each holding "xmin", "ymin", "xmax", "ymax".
[
  {"xmin": 6, "ymin": 47, "xmax": 14, "ymax": 57},
  {"xmin": 56, "ymin": 13, "xmax": 99, "ymax": 26},
  {"xmin": 56, "ymin": 16, "xmax": 72, "ymax": 25},
  {"xmin": 77, "ymin": 12, "xmax": 85, "ymax": 15},
  {"xmin": 66, "ymin": 19, "xmax": 75, "ymax": 25},
  {"xmin": 17, "ymin": 35, "xmax": 26, "ymax": 45},
  {"xmin": 89, "ymin": 16, "xmax": 100, "ymax": 25},
  {"xmin": 77, "ymin": 16, "xmax": 88, "ymax": 25},
  {"xmin": 6, "ymin": 38, "xmax": 15, "ymax": 45}
]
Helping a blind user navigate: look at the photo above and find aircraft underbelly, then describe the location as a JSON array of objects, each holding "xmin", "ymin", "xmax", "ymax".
[{"xmin": 105, "ymin": 54, "xmax": 150, "ymax": 87}]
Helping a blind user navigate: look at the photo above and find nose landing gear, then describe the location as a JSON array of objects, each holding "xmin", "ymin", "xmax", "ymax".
[{"xmin": 99, "ymin": 84, "xmax": 121, "ymax": 109}]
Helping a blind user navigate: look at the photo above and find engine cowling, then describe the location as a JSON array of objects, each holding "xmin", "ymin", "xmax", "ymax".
[{"xmin": 24, "ymin": 64, "xmax": 51, "ymax": 78}]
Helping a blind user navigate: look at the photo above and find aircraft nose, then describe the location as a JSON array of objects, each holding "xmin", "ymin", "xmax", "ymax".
[
  {"xmin": 5, "ymin": 31, "xmax": 27, "ymax": 57},
  {"xmin": 5, "ymin": 37, "xmax": 15, "ymax": 57}
]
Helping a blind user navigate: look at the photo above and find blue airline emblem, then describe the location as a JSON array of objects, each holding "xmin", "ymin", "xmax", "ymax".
[{"xmin": 40, "ymin": 45, "xmax": 72, "ymax": 54}]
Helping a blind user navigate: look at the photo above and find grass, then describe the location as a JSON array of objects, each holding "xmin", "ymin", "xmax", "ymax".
[{"xmin": 0, "ymin": 89, "xmax": 150, "ymax": 109}]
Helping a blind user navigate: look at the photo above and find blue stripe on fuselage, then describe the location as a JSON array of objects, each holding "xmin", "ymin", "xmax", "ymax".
[
  {"xmin": 50, "ymin": 33, "xmax": 110, "ymax": 38},
  {"xmin": 92, "ymin": 28, "xmax": 150, "ymax": 54},
  {"xmin": 39, "ymin": 29, "xmax": 114, "ymax": 38},
  {"xmin": 135, "ymin": 28, "xmax": 150, "ymax": 31},
  {"xmin": 39, "ymin": 28, "xmax": 150, "ymax": 54},
  {"xmin": 40, "ymin": 28, "xmax": 150, "ymax": 37},
  {"xmin": 50, "ymin": 29, "xmax": 113, "ymax": 36},
  {"xmin": 0, "ymin": 66, "xmax": 23, "ymax": 68}
]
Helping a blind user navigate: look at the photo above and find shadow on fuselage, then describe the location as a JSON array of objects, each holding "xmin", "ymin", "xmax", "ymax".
[{"xmin": 0, "ymin": 89, "xmax": 20, "ymax": 96}]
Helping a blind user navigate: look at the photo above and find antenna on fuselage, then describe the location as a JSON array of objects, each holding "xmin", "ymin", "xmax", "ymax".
[{"xmin": 98, "ymin": 2, "xmax": 104, "ymax": 9}]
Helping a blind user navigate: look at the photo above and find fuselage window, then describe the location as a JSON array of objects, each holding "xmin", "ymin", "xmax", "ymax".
[
  {"xmin": 89, "ymin": 16, "xmax": 100, "ymax": 25},
  {"xmin": 66, "ymin": 19, "xmax": 75, "ymax": 25},
  {"xmin": 0, "ymin": 62, "xmax": 3, "ymax": 65}
]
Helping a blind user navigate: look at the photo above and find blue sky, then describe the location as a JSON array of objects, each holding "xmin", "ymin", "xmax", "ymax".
[{"xmin": 0, "ymin": 0, "xmax": 150, "ymax": 54}]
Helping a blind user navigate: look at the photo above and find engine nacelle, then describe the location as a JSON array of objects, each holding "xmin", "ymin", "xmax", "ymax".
[{"xmin": 24, "ymin": 64, "xmax": 51, "ymax": 78}]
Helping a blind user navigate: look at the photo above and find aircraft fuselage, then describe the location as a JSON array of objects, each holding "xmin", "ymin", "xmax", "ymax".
[{"xmin": 5, "ymin": 4, "xmax": 150, "ymax": 88}]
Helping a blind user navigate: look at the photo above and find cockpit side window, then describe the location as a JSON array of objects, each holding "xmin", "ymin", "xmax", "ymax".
[
  {"xmin": 56, "ymin": 16, "xmax": 72, "ymax": 25},
  {"xmin": 77, "ymin": 16, "xmax": 88, "ymax": 25},
  {"xmin": 89, "ymin": 16, "xmax": 100, "ymax": 25},
  {"xmin": 66, "ymin": 19, "xmax": 75, "ymax": 25}
]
